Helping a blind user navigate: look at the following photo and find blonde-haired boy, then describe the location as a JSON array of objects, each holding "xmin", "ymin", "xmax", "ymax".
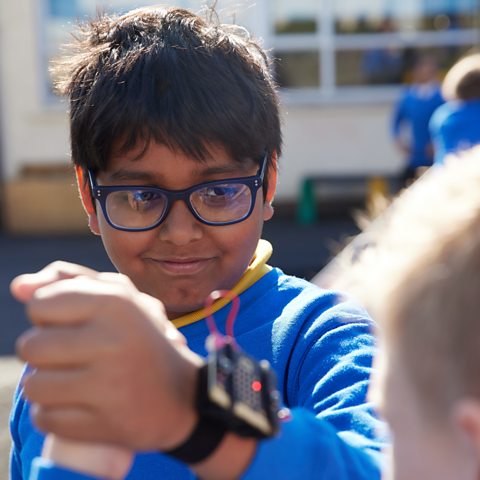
[
  {"xmin": 346, "ymin": 147, "xmax": 480, "ymax": 480},
  {"xmin": 430, "ymin": 52, "xmax": 480, "ymax": 164}
]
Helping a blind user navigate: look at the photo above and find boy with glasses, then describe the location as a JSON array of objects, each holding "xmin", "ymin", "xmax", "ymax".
[{"xmin": 10, "ymin": 6, "xmax": 385, "ymax": 480}]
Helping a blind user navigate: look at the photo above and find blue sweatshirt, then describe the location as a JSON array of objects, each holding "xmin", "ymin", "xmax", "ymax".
[
  {"xmin": 430, "ymin": 99, "xmax": 480, "ymax": 164},
  {"xmin": 13, "ymin": 268, "xmax": 385, "ymax": 480},
  {"xmin": 392, "ymin": 84, "xmax": 444, "ymax": 168}
]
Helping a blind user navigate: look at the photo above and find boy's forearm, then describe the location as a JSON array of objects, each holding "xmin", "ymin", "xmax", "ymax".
[
  {"xmin": 190, "ymin": 434, "xmax": 257, "ymax": 480},
  {"xmin": 190, "ymin": 408, "xmax": 383, "ymax": 480},
  {"xmin": 241, "ymin": 409, "xmax": 383, "ymax": 480}
]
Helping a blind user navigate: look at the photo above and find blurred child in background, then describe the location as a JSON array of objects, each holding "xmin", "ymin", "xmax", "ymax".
[
  {"xmin": 430, "ymin": 52, "xmax": 480, "ymax": 164},
  {"xmin": 391, "ymin": 55, "xmax": 444, "ymax": 187}
]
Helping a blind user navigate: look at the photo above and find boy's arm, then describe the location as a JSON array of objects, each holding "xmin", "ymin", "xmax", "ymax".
[
  {"xmin": 191, "ymin": 410, "xmax": 381, "ymax": 480},
  {"xmin": 428, "ymin": 106, "xmax": 445, "ymax": 164},
  {"xmin": 391, "ymin": 94, "xmax": 406, "ymax": 138},
  {"xmin": 10, "ymin": 367, "xmax": 29, "ymax": 480},
  {"xmin": 12, "ymin": 262, "xmax": 384, "ymax": 480},
  {"xmin": 10, "ymin": 441, "xmax": 23, "ymax": 480},
  {"xmin": 392, "ymin": 93, "xmax": 410, "ymax": 155},
  {"xmin": 244, "ymin": 314, "xmax": 384, "ymax": 479},
  {"xmin": 163, "ymin": 299, "xmax": 384, "ymax": 480},
  {"xmin": 197, "ymin": 313, "xmax": 384, "ymax": 480}
]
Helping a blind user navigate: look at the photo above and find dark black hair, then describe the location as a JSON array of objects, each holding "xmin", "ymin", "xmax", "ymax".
[{"xmin": 52, "ymin": 6, "xmax": 282, "ymax": 190}]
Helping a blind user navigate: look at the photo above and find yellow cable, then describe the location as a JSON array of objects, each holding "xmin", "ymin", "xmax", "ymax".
[{"xmin": 172, "ymin": 239, "xmax": 273, "ymax": 329}]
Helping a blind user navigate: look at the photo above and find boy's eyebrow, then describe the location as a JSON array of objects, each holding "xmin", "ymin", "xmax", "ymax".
[
  {"xmin": 105, "ymin": 170, "xmax": 157, "ymax": 182},
  {"xmin": 105, "ymin": 163, "xmax": 254, "ymax": 182},
  {"xmin": 200, "ymin": 164, "xmax": 254, "ymax": 175}
]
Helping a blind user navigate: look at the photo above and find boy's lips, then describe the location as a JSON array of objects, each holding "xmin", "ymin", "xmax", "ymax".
[{"xmin": 144, "ymin": 256, "xmax": 215, "ymax": 275}]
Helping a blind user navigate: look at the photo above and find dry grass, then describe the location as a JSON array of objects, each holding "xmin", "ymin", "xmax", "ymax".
[{"xmin": 0, "ymin": 357, "xmax": 24, "ymax": 478}]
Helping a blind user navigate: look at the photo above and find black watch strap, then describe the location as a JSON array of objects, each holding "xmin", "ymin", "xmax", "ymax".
[
  {"xmin": 164, "ymin": 414, "xmax": 228, "ymax": 464},
  {"xmin": 165, "ymin": 339, "xmax": 281, "ymax": 464},
  {"xmin": 164, "ymin": 364, "xmax": 227, "ymax": 464}
]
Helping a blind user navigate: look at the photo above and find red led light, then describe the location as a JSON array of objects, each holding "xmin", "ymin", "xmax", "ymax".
[{"xmin": 251, "ymin": 380, "xmax": 262, "ymax": 392}]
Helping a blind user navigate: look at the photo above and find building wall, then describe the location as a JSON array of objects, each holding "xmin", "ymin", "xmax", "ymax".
[
  {"xmin": 0, "ymin": 1, "xmax": 434, "ymax": 233},
  {"xmin": 0, "ymin": 1, "xmax": 70, "ymax": 182},
  {"xmin": 279, "ymin": 103, "xmax": 402, "ymax": 199},
  {"xmin": 0, "ymin": 1, "xmax": 79, "ymax": 233}
]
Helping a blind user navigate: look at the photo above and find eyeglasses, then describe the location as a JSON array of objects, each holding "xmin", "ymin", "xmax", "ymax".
[{"xmin": 88, "ymin": 153, "xmax": 267, "ymax": 231}]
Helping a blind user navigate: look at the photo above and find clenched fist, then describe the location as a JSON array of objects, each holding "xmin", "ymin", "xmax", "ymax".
[{"xmin": 12, "ymin": 261, "xmax": 203, "ymax": 451}]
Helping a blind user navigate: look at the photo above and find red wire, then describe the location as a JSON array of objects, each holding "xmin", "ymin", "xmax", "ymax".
[
  {"xmin": 205, "ymin": 290, "xmax": 240, "ymax": 342},
  {"xmin": 205, "ymin": 291, "xmax": 221, "ymax": 336}
]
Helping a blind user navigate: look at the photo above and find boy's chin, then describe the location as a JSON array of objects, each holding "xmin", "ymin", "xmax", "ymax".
[{"xmin": 165, "ymin": 301, "xmax": 205, "ymax": 320}]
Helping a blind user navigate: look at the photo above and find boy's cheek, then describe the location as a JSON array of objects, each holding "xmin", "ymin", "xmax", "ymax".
[{"xmin": 100, "ymin": 224, "xmax": 150, "ymax": 254}]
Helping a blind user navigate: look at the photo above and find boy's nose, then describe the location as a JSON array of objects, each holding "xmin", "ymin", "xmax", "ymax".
[{"xmin": 157, "ymin": 199, "xmax": 203, "ymax": 245}]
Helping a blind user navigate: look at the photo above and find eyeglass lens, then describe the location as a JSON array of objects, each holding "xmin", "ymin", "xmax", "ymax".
[{"xmin": 105, "ymin": 183, "xmax": 253, "ymax": 228}]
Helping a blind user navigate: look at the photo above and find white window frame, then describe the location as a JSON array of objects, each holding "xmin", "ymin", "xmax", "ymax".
[
  {"xmin": 264, "ymin": 0, "xmax": 480, "ymax": 105},
  {"xmin": 36, "ymin": 0, "xmax": 480, "ymax": 108},
  {"xmin": 37, "ymin": 0, "xmax": 189, "ymax": 109}
]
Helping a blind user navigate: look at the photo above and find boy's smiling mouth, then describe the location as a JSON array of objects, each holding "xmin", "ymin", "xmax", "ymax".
[{"xmin": 144, "ymin": 256, "xmax": 215, "ymax": 275}]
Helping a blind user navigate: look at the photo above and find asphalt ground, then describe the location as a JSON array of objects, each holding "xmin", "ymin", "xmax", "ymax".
[{"xmin": 0, "ymin": 215, "xmax": 359, "ymax": 356}]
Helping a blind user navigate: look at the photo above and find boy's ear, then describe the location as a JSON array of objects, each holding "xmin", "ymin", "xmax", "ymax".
[
  {"xmin": 263, "ymin": 151, "xmax": 278, "ymax": 221},
  {"xmin": 75, "ymin": 165, "xmax": 101, "ymax": 235},
  {"xmin": 452, "ymin": 399, "xmax": 480, "ymax": 457}
]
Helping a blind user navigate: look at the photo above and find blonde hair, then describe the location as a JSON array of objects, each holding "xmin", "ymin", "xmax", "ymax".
[
  {"xmin": 345, "ymin": 147, "xmax": 480, "ymax": 420},
  {"xmin": 442, "ymin": 52, "xmax": 480, "ymax": 101}
]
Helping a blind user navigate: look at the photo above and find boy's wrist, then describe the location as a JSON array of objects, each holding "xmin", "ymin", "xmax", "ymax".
[
  {"xmin": 164, "ymin": 414, "xmax": 228, "ymax": 464},
  {"xmin": 165, "ymin": 344, "xmax": 280, "ymax": 466},
  {"xmin": 191, "ymin": 432, "xmax": 257, "ymax": 480}
]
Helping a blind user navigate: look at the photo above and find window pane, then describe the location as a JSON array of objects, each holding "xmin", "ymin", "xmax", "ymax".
[
  {"xmin": 334, "ymin": 0, "xmax": 479, "ymax": 33},
  {"xmin": 336, "ymin": 45, "xmax": 474, "ymax": 86},
  {"xmin": 43, "ymin": 0, "xmax": 162, "ymax": 100},
  {"xmin": 272, "ymin": 0, "xmax": 319, "ymax": 34},
  {"xmin": 47, "ymin": 0, "xmax": 80, "ymax": 18},
  {"xmin": 274, "ymin": 51, "xmax": 320, "ymax": 88}
]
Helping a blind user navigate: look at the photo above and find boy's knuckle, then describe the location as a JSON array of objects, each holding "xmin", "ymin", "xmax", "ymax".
[
  {"xmin": 16, "ymin": 329, "xmax": 39, "ymax": 362},
  {"xmin": 116, "ymin": 273, "xmax": 134, "ymax": 286},
  {"xmin": 48, "ymin": 260, "xmax": 68, "ymax": 269},
  {"xmin": 33, "ymin": 408, "xmax": 54, "ymax": 433},
  {"xmin": 99, "ymin": 272, "xmax": 133, "ymax": 286},
  {"xmin": 15, "ymin": 335, "xmax": 27, "ymax": 360},
  {"xmin": 22, "ymin": 375, "xmax": 40, "ymax": 401},
  {"xmin": 25, "ymin": 302, "xmax": 38, "ymax": 321},
  {"xmin": 47, "ymin": 260, "xmax": 73, "ymax": 274}
]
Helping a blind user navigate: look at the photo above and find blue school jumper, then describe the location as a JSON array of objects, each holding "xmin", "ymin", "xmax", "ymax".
[
  {"xmin": 430, "ymin": 99, "xmax": 480, "ymax": 164},
  {"xmin": 12, "ymin": 268, "xmax": 385, "ymax": 480}
]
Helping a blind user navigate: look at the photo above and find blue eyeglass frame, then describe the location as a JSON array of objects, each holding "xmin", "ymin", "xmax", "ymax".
[{"xmin": 87, "ymin": 153, "xmax": 268, "ymax": 231}]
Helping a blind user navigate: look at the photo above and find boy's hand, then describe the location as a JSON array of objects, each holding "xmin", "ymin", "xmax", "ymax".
[{"xmin": 13, "ymin": 261, "xmax": 203, "ymax": 451}]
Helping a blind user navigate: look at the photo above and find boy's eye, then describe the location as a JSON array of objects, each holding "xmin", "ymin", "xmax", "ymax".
[
  {"xmin": 197, "ymin": 184, "xmax": 244, "ymax": 206},
  {"xmin": 204, "ymin": 185, "xmax": 239, "ymax": 198},
  {"xmin": 127, "ymin": 190, "xmax": 164, "ymax": 211}
]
